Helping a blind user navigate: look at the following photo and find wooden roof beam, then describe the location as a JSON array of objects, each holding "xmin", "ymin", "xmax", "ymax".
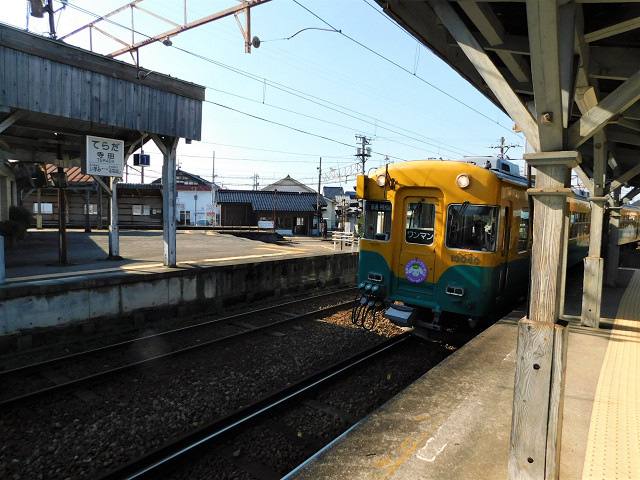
[
  {"xmin": 590, "ymin": 46, "xmax": 640, "ymax": 81},
  {"xmin": 457, "ymin": 1, "xmax": 531, "ymax": 83},
  {"xmin": 609, "ymin": 162, "xmax": 640, "ymax": 192},
  {"xmin": 568, "ymin": 69, "xmax": 640, "ymax": 148},
  {"xmin": 428, "ymin": 0, "xmax": 539, "ymax": 151},
  {"xmin": 584, "ymin": 5, "xmax": 640, "ymax": 43},
  {"xmin": 526, "ymin": 0, "xmax": 563, "ymax": 151}
]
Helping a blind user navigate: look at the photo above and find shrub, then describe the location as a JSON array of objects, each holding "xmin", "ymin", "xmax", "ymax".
[
  {"xmin": 0, "ymin": 219, "xmax": 26, "ymax": 244},
  {"xmin": 9, "ymin": 205, "xmax": 33, "ymax": 226}
]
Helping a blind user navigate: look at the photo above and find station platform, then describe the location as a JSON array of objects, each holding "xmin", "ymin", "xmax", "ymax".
[
  {"xmin": 2, "ymin": 228, "xmax": 340, "ymax": 283},
  {"xmin": 285, "ymin": 267, "xmax": 640, "ymax": 480}
]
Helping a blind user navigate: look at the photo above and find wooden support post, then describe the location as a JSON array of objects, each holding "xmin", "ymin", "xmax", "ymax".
[
  {"xmin": 509, "ymin": 152, "xmax": 579, "ymax": 480},
  {"xmin": 582, "ymin": 257, "xmax": 603, "ymax": 327},
  {"xmin": 581, "ymin": 133, "xmax": 606, "ymax": 327},
  {"xmin": 108, "ymin": 177, "xmax": 120, "ymax": 258},
  {"xmin": 36, "ymin": 188, "xmax": 42, "ymax": 229},
  {"xmin": 525, "ymin": 152, "xmax": 579, "ymax": 322},
  {"xmin": 84, "ymin": 189, "xmax": 92, "ymax": 233},
  {"xmin": 581, "ymin": 196, "xmax": 607, "ymax": 327},
  {"xmin": 154, "ymin": 135, "xmax": 179, "ymax": 267},
  {"xmin": 0, "ymin": 234, "xmax": 4, "ymax": 284},
  {"xmin": 509, "ymin": 319, "xmax": 569, "ymax": 479},
  {"xmin": 58, "ymin": 171, "xmax": 68, "ymax": 264},
  {"xmin": 605, "ymin": 209, "xmax": 621, "ymax": 287},
  {"xmin": 558, "ymin": 205, "xmax": 570, "ymax": 319},
  {"xmin": 97, "ymin": 184, "xmax": 103, "ymax": 230}
]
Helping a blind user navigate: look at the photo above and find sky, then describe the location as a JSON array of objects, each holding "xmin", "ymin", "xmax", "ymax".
[{"xmin": 2, "ymin": 0, "xmax": 525, "ymax": 191}]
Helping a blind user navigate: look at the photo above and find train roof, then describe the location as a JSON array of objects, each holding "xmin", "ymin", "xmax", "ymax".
[{"xmin": 417, "ymin": 157, "xmax": 529, "ymax": 187}]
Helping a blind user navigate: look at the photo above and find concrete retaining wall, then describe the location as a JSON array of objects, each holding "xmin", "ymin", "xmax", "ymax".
[{"xmin": 0, "ymin": 253, "xmax": 358, "ymax": 351}]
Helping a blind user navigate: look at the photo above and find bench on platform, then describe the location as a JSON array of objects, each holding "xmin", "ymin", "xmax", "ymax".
[{"xmin": 332, "ymin": 231, "xmax": 359, "ymax": 252}]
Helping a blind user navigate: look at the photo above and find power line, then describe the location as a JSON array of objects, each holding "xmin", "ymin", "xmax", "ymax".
[
  {"xmin": 207, "ymin": 86, "xmax": 474, "ymax": 157},
  {"xmin": 292, "ymin": 0, "xmax": 518, "ymax": 137},
  {"xmin": 60, "ymin": 1, "xmax": 507, "ymax": 158},
  {"xmin": 206, "ymin": 100, "xmax": 409, "ymax": 162}
]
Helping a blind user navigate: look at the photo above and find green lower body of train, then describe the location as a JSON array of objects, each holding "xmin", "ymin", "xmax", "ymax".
[
  {"xmin": 356, "ymin": 243, "xmax": 588, "ymax": 331},
  {"xmin": 356, "ymin": 250, "xmax": 530, "ymax": 330}
]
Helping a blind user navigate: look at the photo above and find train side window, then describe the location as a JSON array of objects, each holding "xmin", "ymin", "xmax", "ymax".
[
  {"xmin": 446, "ymin": 203, "xmax": 499, "ymax": 252},
  {"xmin": 363, "ymin": 200, "xmax": 392, "ymax": 241},
  {"xmin": 405, "ymin": 200, "xmax": 436, "ymax": 245},
  {"xmin": 518, "ymin": 208, "xmax": 530, "ymax": 253}
]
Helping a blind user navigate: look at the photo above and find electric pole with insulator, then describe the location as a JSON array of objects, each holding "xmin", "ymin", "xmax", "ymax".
[{"xmin": 355, "ymin": 135, "xmax": 372, "ymax": 174}]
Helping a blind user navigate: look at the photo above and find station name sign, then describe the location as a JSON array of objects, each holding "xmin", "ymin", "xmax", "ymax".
[{"xmin": 82, "ymin": 135, "xmax": 124, "ymax": 177}]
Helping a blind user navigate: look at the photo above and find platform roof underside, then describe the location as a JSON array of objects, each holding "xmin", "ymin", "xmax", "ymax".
[
  {"xmin": 376, "ymin": 0, "xmax": 640, "ymax": 193},
  {"xmin": 0, "ymin": 23, "xmax": 204, "ymax": 166}
]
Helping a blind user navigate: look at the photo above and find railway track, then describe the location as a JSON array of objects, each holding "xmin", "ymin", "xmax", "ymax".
[
  {"xmin": 0, "ymin": 290, "xmax": 356, "ymax": 408},
  {"xmin": 98, "ymin": 334, "xmax": 415, "ymax": 480},
  {"xmin": 0, "ymin": 291, "xmax": 460, "ymax": 479}
]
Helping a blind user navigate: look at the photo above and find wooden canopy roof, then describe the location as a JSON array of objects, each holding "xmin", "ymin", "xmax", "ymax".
[
  {"xmin": 376, "ymin": 1, "xmax": 640, "ymax": 196},
  {"xmin": 0, "ymin": 23, "xmax": 204, "ymax": 167}
]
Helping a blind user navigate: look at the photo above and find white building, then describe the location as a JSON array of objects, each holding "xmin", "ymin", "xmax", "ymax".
[{"xmin": 154, "ymin": 169, "xmax": 218, "ymax": 226}]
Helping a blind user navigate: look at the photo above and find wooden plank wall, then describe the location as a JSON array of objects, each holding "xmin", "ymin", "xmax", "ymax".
[
  {"xmin": 0, "ymin": 46, "xmax": 202, "ymax": 140},
  {"xmin": 21, "ymin": 188, "xmax": 163, "ymax": 228}
]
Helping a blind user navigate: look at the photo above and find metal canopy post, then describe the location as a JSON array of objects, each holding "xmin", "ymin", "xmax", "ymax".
[{"xmin": 153, "ymin": 134, "xmax": 179, "ymax": 267}]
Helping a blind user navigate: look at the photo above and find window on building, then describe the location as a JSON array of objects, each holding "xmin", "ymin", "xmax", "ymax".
[
  {"xmin": 86, "ymin": 204, "xmax": 98, "ymax": 215},
  {"xmin": 132, "ymin": 205, "xmax": 151, "ymax": 216},
  {"xmin": 33, "ymin": 203, "xmax": 53, "ymax": 214}
]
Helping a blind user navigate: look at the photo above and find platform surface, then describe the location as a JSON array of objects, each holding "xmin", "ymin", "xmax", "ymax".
[
  {"xmin": 3, "ymin": 229, "xmax": 342, "ymax": 283},
  {"xmin": 285, "ymin": 268, "xmax": 640, "ymax": 480}
]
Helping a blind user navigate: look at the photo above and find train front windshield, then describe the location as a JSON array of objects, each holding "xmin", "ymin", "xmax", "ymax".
[
  {"xmin": 446, "ymin": 203, "xmax": 499, "ymax": 252},
  {"xmin": 363, "ymin": 200, "xmax": 392, "ymax": 241}
]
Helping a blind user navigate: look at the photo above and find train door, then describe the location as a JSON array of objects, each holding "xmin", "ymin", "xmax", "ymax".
[
  {"xmin": 394, "ymin": 196, "xmax": 438, "ymax": 298},
  {"xmin": 498, "ymin": 203, "xmax": 512, "ymax": 295}
]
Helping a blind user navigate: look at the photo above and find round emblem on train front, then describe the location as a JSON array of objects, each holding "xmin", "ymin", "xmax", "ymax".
[{"xmin": 405, "ymin": 258, "xmax": 428, "ymax": 283}]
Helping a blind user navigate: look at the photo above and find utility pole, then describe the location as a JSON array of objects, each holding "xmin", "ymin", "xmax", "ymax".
[
  {"xmin": 355, "ymin": 135, "xmax": 371, "ymax": 237},
  {"xmin": 211, "ymin": 151, "xmax": 216, "ymax": 226},
  {"xmin": 317, "ymin": 157, "xmax": 322, "ymax": 235},
  {"xmin": 272, "ymin": 189, "xmax": 278, "ymax": 232},
  {"xmin": 492, "ymin": 137, "xmax": 520, "ymax": 158},
  {"xmin": 355, "ymin": 135, "xmax": 372, "ymax": 174}
]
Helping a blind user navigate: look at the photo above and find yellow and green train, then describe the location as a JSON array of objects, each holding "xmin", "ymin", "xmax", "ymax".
[{"xmin": 353, "ymin": 157, "xmax": 592, "ymax": 333}]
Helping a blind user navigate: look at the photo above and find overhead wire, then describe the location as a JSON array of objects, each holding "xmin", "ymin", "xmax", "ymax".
[
  {"xmin": 291, "ymin": 0, "xmax": 519, "ymax": 137},
  {"xmin": 206, "ymin": 86, "xmax": 473, "ymax": 158},
  {"xmin": 55, "ymin": 0, "xmax": 521, "ymax": 189},
  {"xmin": 59, "ymin": 0, "xmax": 500, "ymax": 160}
]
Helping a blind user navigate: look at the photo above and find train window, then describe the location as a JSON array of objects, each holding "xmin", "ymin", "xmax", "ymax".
[
  {"xmin": 446, "ymin": 203, "xmax": 499, "ymax": 252},
  {"xmin": 363, "ymin": 200, "xmax": 392, "ymax": 241},
  {"xmin": 518, "ymin": 208, "xmax": 530, "ymax": 253},
  {"xmin": 405, "ymin": 200, "xmax": 436, "ymax": 245}
]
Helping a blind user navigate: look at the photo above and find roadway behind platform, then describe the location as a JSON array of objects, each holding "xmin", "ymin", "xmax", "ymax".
[
  {"xmin": 285, "ymin": 266, "xmax": 640, "ymax": 480},
  {"xmin": 4, "ymin": 229, "xmax": 338, "ymax": 282}
]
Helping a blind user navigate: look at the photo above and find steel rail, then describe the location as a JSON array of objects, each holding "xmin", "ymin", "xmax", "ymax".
[
  {"xmin": 98, "ymin": 333, "xmax": 412, "ymax": 480},
  {"xmin": 0, "ymin": 288, "xmax": 355, "ymax": 378},
  {"xmin": 0, "ymin": 299, "xmax": 355, "ymax": 409}
]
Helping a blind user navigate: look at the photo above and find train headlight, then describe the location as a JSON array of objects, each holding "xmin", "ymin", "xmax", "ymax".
[
  {"xmin": 456, "ymin": 174, "xmax": 471, "ymax": 189},
  {"xmin": 376, "ymin": 174, "xmax": 386, "ymax": 187}
]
